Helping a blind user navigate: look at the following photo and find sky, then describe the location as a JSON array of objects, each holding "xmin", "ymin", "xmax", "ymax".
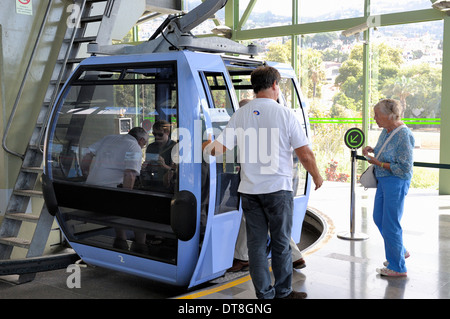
[
  {"xmin": 186, "ymin": 0, "xmax": 433, "ymax": 19},
  {"xmin": 250, "ymin": 0, "xmax": 361, "ymax": 17},
  {"xmin": 250, "ymin": 0, "xmax": 432, "ymax": 17}
]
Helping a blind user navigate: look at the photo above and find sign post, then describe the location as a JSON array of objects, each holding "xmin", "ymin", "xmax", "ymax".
[{"xmin": 338, "ymin": 128, "xmax": 369, "ymax": 241}]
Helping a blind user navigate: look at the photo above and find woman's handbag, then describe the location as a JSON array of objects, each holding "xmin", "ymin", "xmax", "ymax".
[
  {"xmin": 359, "ymin": 125, "xmax": 406, "ymax": 189},
  {"xmin": 360, "ymin": 164, "xmax": 377, "ymax": 188}
]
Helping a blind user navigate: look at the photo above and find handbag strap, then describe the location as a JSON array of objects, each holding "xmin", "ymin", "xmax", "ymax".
[{"xmin": 375, "ymin": 125, "xmax": 406, "ymax": 159}]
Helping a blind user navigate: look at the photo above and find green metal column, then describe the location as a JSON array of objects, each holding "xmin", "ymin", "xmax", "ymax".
[
  {"xmin": 225, "ymin": 0, "xmax": 238, "ymax": 35},
  {"xmin": 439, "ymin": 15, "xmax": 450, "ymax": 195},
  {"xmin": 362, "ymin": 0, "xmax": 371, "ymax": 148},
  {"xmin": 291, "ymin": 0, "xmax": 299, "ymax": 77}
]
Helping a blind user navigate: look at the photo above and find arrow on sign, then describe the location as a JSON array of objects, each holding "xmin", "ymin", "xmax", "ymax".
[{"xmin": 344, "ymin": 128, "xmax": 365, "ymax": 149}]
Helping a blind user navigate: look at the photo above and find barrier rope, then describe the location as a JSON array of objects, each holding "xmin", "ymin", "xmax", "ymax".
[{"xmin": 355, "ymin": 155, "xmax": 450, "ymax": 170}]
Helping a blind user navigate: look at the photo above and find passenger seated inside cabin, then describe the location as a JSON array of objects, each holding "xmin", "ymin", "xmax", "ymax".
[
  {"xmin": 141, "ymin": 120, "xmax": 177, "ymax": 192},
  {"xmin": 80, "ymin": 127, "xmax": 149, "ymax": 248},
  {"xmin": 81, "ymin": 127, "xmax": 148, "ymax": 189}
]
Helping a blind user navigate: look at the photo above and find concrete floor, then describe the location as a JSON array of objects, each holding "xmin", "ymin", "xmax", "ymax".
[{"xmin": 179, "ymin": 182, "xmax": 450, "ymax": 299}]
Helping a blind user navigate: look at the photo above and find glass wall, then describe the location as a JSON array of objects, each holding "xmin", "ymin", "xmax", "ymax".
[
  {"xmin": 229, "ymin": 1, "xmax": 444, "ymax": 190},
  {"xmin": 240, "ymin": 0, "xmax": 293, "ymax": 30},
  {"xmin": 297, "ymin": 20, "xmax": 443, "ymax": 189},
  {"xmin": 370, "ymin": 0, "xmax": 432, "ymax": 15},
  {"xmin": 299, "ymin": 0, "xmax": 364, "ymax": 23},
  {"xmin": 299, "ymin": 32, "xmax": 363, "ymax": 182},
  {"xmin": 369, "ymin": 20, "xmax": 443, "ymax": 189}
]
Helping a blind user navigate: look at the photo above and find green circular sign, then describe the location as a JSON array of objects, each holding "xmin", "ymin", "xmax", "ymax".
[{"xmin": 344, "ymin": 128, "xmax": 365, "ymax": 149}]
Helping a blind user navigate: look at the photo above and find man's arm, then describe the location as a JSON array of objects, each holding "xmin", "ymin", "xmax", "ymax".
[
  {"xmin": 294, "ymin": 145, "xmax": 323, "ymax": 190},
  {"xmin": 122, "ymin": 169, "xmax": 138, "ymax": 189},
  {"xmin": 80, "ymin": 152, "xmax": 94, "ymax": 176},
  {"xmin": 202, "ymin": 137, "xmax": 227, "ymax": 157}
]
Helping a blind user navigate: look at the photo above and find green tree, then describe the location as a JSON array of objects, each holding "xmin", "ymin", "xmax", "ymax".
[
  {"xmin": 300, "ymin": 48, "xmax": 326, "ymax": 99},
  {"xmin": 266, "ymin": 41, "xmax": 291, "ymax": 63},
  {"xmin": 335, "ymin": 43, "xmax": 403, "ymax": 111},
  {"xmin": 322, "ymin": 48, "xmax": 349, "ymax": 63},
  {"xmin": 382, "ymin": 75, "xmax": 419, "ymax": 114},
  {"xmin": 384, "ymin": 63, "xmax": 441, "ymax": 124}
]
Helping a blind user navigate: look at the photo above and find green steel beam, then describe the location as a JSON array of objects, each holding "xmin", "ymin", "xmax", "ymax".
[
  {"xmin": 440, "ymin": 15, "xmax": 450, "ymax": 195},
  {"xmin": 224, "ymin": 0, "xmax": 236, "ymax": 31},
  {"xmin": 234, "ymin": 9, "xmax": 444, "ymax": 40},
  {"xmin": 291, "ymin": 0, "xmax": 298, "ymax": 76},
  {"xmin": 362, "ymin": 0, "xmax": 370, "ymax": 157}
]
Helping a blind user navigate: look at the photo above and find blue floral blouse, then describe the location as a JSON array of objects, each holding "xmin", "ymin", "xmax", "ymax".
[{"xmin": 373, "ymin": 126, "xmax": 415, "ymax": 180}]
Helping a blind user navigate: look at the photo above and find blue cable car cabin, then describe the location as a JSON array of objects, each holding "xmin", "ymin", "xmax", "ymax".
[{"xmin": 42, "ymin": 50, "xmax": 311, "ymax": 288}]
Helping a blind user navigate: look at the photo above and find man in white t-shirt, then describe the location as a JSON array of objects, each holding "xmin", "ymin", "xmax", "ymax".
[
  {"xmin": 83, "ymin": 127, "xmax": 148, "ymax": 189},
  {"xmin": 205, "ymin": 66, "xmax": 323, "ymax": 299}
]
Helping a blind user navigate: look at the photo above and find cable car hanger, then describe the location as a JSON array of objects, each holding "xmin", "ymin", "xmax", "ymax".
[{"xmin": 87, "ymin": 0, "xmax": 257, "ymax": 58}]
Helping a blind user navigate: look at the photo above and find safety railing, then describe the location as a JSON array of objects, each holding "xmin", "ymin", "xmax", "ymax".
[{"xmin": 2, "ymin": 0, "xmax": 54, "ymax": 159}]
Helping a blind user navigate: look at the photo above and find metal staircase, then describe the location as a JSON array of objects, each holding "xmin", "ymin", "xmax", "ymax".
[{"xmin": 0, "ymin": 0, "xmax": 110, "ymax": 282}]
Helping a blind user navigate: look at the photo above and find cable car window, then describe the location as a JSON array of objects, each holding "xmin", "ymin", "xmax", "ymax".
[
  {"xmin": 47, "ymin": 62, "xmax": 179, "ymax": 262},
  {"xmin": 77, "ymin": 69, "xmax": 122, "ymax": 81},
  {"xmin": 201, "ymin": 72, "xmax": 240, "ymax": 215}
]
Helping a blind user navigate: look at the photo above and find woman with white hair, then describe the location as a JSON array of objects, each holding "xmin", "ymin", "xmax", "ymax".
[{"xmin": 362, "ymin": 98, "xmax": 415, "ymax": 277}]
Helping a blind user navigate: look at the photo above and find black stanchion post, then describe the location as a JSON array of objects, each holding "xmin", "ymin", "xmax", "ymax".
[{"xmin": 338, "ymin": 128, "xmax": 369, "ymax": 241}]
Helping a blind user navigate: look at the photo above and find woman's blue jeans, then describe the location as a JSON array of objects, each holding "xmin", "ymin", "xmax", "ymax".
[
  {"xmin": 241, "ymin": 190, "xmax": 293, "ymax": 299},
  {"xmin": 373, "ymin": 176, "xmax": 410, "ymax": 273}
]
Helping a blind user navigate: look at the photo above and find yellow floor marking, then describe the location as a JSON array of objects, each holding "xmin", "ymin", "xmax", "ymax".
[
  {"xmin": 177, "ymin": 208, "xmax": 334, "ymax": 299},
  {"xmin": 177, "ymin": 275, "xmax": 252, "ymax": 299}
]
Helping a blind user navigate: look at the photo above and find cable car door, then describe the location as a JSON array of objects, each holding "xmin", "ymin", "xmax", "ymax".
[
  {"xmin": 188, "ymin": 67, "xmax": 242, "ymax": 287},
  {"xmin": 268, "ymin": 61, "xmax": 311, "ymax": 243}
]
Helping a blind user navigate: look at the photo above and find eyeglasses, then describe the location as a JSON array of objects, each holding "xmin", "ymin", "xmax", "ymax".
[{"xmin": 153, "ymin": 132, "xmax": 164, "ymax": 137}]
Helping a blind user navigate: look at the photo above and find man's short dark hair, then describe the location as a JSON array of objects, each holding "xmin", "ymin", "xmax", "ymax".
[
  {"xmin": 128, "ymin": 127, "xmax": 147, "ymax": 141},
  {"xmin": 250, "ymin": 66, "xmax": 281, "ymax": 94},
  {"xmin": 152, "ymin": 120, "xmax": 171, "ymax": 134}
]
